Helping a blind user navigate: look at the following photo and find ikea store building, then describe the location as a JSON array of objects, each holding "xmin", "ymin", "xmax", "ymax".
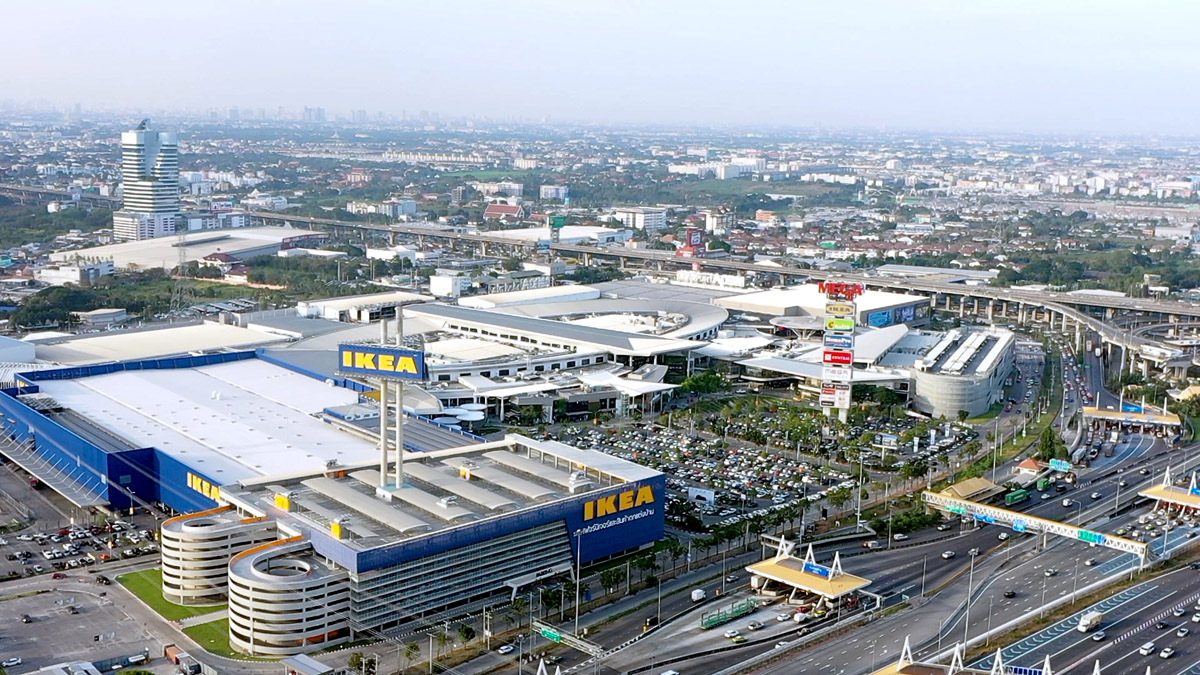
[{"xmin": 0, "ymin": 350, "xmax": 664, "ymax": 656}]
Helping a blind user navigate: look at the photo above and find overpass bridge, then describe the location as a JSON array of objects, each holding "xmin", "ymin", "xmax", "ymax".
[{"xmin": 0, "ymin": 182, "xmax": 120, "ymax": 209}]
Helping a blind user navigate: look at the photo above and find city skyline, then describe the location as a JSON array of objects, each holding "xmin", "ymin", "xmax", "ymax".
[{"xmin": 4, "ymin": 0, "xmax": 1200, "ymax": 135}]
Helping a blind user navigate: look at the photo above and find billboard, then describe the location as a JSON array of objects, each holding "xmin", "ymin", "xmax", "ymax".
[
  {"xmin": 687, "ymin": 487, "xmax": 717, "ymax": 503},
  {"xmin": 896, "ymin": 305, "xmax": 916, "ymax": 323},
  {"xmin": 915, "ymin": 304, "xmax": 931, "ymax": 319},
  {"xmin": 823, "ymin": 350, "xmax": 853, "ymax": 365},
  {"xmin": 823, "ymin": 333, "xmax": 854, "ymax": 350},
  {"xmin": 825, "ymin": 317, "xmax": 855, "ymax": 332},
  {"xmin": 867, "ymin": 310, "xmax": 894, "ymax": 327},
  {"xmin": 688, "ymin": 227, "xmax": 703, "ymax": 247},
  {"xmin": 878, "ymin": 434, "xmax": 899, "ymax": 448},
  {"xmin": 338, "ymin": 344, "xmax": 428, "ymax": 381}
]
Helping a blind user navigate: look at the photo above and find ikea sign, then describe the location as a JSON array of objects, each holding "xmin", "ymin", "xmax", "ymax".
[
  {"xmin": 583, "ymin": 486, "xmax": 655, "ymax": 521},
  {"xmin": 338, "ymin": 345, "xmax": 427, "ymax": 381}
]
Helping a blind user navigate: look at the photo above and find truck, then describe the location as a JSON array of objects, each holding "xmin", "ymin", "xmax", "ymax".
[
  {"xmin": 1078, "ymin": 610, "xmax": 1103, "ymax": 632},
  {"xmin": 1037, "ymin": 477, "xmax": 1051, "ymax": 491},
  {"xmin": 1005, "ymin": 490, "xmax": 1030, "ymax": 506},
  {"xmin": 692, "ymin": 589, "xmax": 707, "ymax": 603}
]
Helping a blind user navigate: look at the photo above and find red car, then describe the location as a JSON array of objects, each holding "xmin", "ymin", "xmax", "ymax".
[{"xmin": 51, "ymin": 572, "xmax": 67, "ymax": 580}]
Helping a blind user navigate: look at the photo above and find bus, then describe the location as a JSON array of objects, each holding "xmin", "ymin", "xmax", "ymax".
[{"xmin": 1005, "ymin": 490, "xmax": 1030, "ymax": 506}]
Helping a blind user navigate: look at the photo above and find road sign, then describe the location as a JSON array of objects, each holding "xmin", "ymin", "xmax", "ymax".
[
  {"xmin": 540, "ymin": 626, "xmax": 563, "ymax": 642},
  {"xmin": 1012, "ymin": 519, "xmax": 1026, "ymax": 533},
  {"xmin": 974, "ymin": 513, "xmax": 995, "ymax": 524},
  {"xmin": 825, "ymin": 302, "xmax": 856, "ymax": 317},
  {"xmin": 1078, "ymin": 530, "xmax": 1105, "ymax": 545},
  {"xmin": 531, "ymin": 621, "xmax": 604, "ymax": 657},
  {"xmin": 823, "ymin": 350, "xmax": 853, "ymax": 365},
  {"xmin": 1049, "ymin": 459, "xmax": 1072, "ymax": 472},
  {"xmin": 823, "ymin": 333, "xmax": 855, "ymax": 349},
  {"xmin": 824, "ymin": 317, "xmax": 855, "ymax": 332},
  {"xmin": 948, "ymin": 505, "xmax": 967, "ymax": 515}
]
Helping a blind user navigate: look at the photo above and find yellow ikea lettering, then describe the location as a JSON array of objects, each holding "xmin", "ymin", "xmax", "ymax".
[
  {"xmin": 353, "ymin": 352, "xmax": 376, "ymax": 370},
  {"xmin": 583, "ymin": 486, "xmax": 657, "ymax": 521},
  {"xmin": 341, "ymin": 350, "xmax": 353, "ymax": 368},
  {"xmin": 619, "ymin": 491, "xmax": 634, "ymax": 511},
  {"xmin": 594, "ymin": 495, "xmax": 617, "ymax": 518},
  {"xmin": 396, "ymin": 356, "xmax": 417, "ymax": 374},
  {"xmin": 634, "ymin": 486, "xmax": 654, "ymax": 507}
]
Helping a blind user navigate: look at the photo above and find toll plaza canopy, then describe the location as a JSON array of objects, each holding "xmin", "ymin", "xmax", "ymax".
[
  {"xmin": 1139, "ymin": 466, "xmax": 1200, "ymax": 510},
  {"xmin": 745, "ymin": 542, "xmax": 870, "ymax": 599},
  {"xmin": 1080, "ymin": 406, "xmax": 1182, "ymax": 428}
]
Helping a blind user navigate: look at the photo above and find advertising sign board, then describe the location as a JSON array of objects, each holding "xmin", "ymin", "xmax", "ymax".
[
  {"xmin": 825, "ymin": 317, "xmax": 855, "ymax": 332},
  {"xmin": 823, "ymin": 350, "xmax": 853, "ymax": 365},
  {"xmin": 823, "ymin": 333, "xmax": 855, "ymax": 350}
]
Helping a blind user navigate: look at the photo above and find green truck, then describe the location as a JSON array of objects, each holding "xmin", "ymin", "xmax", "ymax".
[
  {"xmin": 1036, "ymin": 477, "xmax": 1051, "ymax": 491},
  {"xmin": 1005, "ymin": 489, "xmax": 1030, "ymax": 506}
]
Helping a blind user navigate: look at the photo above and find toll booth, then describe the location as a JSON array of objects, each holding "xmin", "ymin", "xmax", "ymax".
[
  {"xmin": 1140, "ymin": 466, "xmax": 1200, "ymax": 517},
  {"xmin": 744, "ymin": 540, "xmax": 871, "ymax": 611}
]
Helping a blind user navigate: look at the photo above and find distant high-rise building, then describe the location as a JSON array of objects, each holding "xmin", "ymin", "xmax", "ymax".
[
  {"xmin": 228, "ymin": 106, "xmax": 240, "ymax": 121},
  {"xmin": 303, "ymin": 107, "xmax": 326, "ymax": 123},
  {"xmin": 113, "ymin": 122, "xmax": 181, "ymax": 241},
  {"xmin": 352, "ymin": 109, "xmax": 368, "ymax": 124}
]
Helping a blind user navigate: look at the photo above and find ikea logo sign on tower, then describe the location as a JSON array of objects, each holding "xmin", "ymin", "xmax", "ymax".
[
  {"xmin": 583, "ymin": 486, "xmax": 655, "ymax": 521},
  {"xmin": 338, "ymin": 345, "xmax": 428, "ymax": 380}
]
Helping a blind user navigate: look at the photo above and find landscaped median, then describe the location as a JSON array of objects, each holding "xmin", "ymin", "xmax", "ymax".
[{"xmin": 116, "ymin": 568, "xmax": 225, "ymax": 622}]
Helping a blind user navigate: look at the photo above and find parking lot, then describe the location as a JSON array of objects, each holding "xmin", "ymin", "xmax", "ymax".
[
  {"xmin": 0, "ymin": 580, "xmax": 155, "ymax": 671},
  {"xmin": 0, "ymin": 520, "xmax": 159, "ymax": 582}
]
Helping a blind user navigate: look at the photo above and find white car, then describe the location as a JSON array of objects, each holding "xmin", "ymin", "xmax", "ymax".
[
  {"xmin": 1, "ymin": 658, "xmax": 22, "ymax": 667},
  {"xmin": 941, "ymin": 551, "xmax": 956, "ymax": 560},
  {"xmin": 724, "ymin": 629, "xmax": 740, "ymax": 638},
  {"xmin": 776, "ymin": 612, "xmax": 793, "ymax": 622},
  {"xmin": 497, "ymin": 645, "xmax": 515, "ymax": 655}
]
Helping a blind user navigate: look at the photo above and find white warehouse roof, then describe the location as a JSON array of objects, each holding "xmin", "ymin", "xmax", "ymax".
[
  {"xmin": 457, "ymin": 285, "xmax": 600, "ymax": 309},
  {"xmin": 33, "ymin": 359, "xmax": 376, "ymax": 483},
  {"xmin": 714, "ymin": 284, "xmax": 927, "ymax": 317}
]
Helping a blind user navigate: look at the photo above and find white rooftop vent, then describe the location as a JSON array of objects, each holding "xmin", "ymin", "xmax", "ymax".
[
  {"xmin": 569, "ymin": 471, "xmax": 589, "ymax": 484},
  {"xmin": 437, "ymin": 495, "xmax": 459, "ymax": 508}
]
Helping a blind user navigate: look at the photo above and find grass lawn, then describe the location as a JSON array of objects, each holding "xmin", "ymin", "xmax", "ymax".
[
  {"xmin": 117, "ymin": 568, "xmax": 225, "ymax": 621},
  {"xmin": 182, "ymin": 618, "xmax": 268, "ymax": 660}
]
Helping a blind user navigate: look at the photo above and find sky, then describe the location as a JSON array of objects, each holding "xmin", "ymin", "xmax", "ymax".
[{"xmin": 4, "ymin": 0, "xmax": 1200, "ymax": 135}]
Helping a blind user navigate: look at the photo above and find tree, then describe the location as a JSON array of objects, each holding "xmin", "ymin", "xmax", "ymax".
[
  {"xmin": 458, "ymin": 622, "xmax": 476, "ymax": 644},
  {"xmin": 511, "ymin": 595, "xmax": 529, "ymax": 629},
  {"xmin": 403, "ymin": 643, "xmax": 420, "ymax": 670},
  {"xmin": 599, "ymin": 566, "xmax": 626, "ymax": 594},
  {"xmin": 436, "ymin": 629, "xmax": 452, "ymax": 656},
  {"xmin": 680, "ymin": 370, "xmax": 726, "ymax": 395},
  {"xmin": 957, "ymin": 409, "xmax": 970, "ymax": 423},
  {"xmin": 826, "ymin": 486, "xmax": 853, "ymax": 509},
  {"xmin": 348, "ymin": 652, "xmax": 364, "ymax": 673}
]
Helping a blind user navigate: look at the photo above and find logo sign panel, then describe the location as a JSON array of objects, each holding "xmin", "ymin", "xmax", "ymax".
[
  {"xmin": 823, "ymin": 366, "xmax": 852, "ymax": 381},
  {"xmin": 1048, "ymin": 459, "xmax": 1072, "ymax": 472},
  {"xmin": 1012, "ymin": 519, "xmax": 1027, "ymax": 533},
  {"xmin": 818, "ymin": 281, "xmax": 864, "ymax": 301},
  {"xmin": 825, "ymin": 317, "xmax": 855, "ymax": 332},
  {"xmin": 823, "ymin": 350, "xmax": 853, "ymax": 365},
  {"xmin": 823, "ymin": 333, "xmax": 855, "ymax": 350},
  {"xmin": 339, "ymin": 345, "xmax": 428, "ymax": 381},
  {"xmin": 825, "ymin": 302, "xmax": 856, "ymax": 317}
]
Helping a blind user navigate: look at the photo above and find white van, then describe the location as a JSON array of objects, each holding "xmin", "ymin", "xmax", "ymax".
[
  {"xmin": 660, "ymin": 671, "xmax": 681, "ymax": 675},
  {"xmin": 1140, "ymin": 642, "xmax": 1156, "ymax": 656}
]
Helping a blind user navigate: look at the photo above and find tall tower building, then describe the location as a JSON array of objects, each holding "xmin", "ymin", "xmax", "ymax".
[{"xmin": 113, "ymin": 121, "xmax": 181, "ymax": 240}]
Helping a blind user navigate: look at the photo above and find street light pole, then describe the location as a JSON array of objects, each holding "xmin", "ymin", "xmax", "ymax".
[
  {"xmin": 963, "ymin": 555, "xmax": 975, "ymax": 644},
  {"xmin": 920, "ymin": 554, "xmax": 928, "ymax": 597}
]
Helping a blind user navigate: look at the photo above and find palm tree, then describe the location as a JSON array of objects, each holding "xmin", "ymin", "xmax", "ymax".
[
  {"xmin": 403, "ymin": 643, "xmax": 420, "ymax": 671},
  {"xmin": 511, "ymin": 596, "xmax": 529, "ymax": 629},
  {"xmin": 435, "ymin": 630, "xmax": 451, "ymax": 657}
]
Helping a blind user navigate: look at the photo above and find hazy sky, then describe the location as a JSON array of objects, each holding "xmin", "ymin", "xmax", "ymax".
[{"xmin": 4, "ymin": 0, "xmax": 1200, "ymax": 134}]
